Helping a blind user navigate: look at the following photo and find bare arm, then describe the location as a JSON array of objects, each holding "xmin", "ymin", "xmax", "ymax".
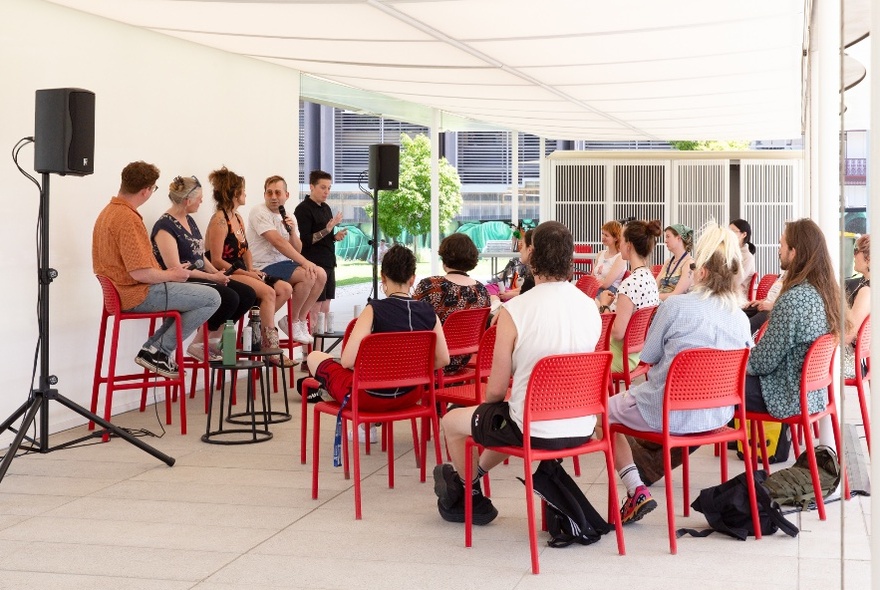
[
  {"xmin": 485, "ymin": 308, "xmax": 515, "ymax": 402},
  {"xmin": 341, "ymin": 306, "xmax": 373, "ymax": 369},
  {"xmin": 610, "ymin": 293, "xmax": 635, "ymax": 341},
  {"xmin": 262, "ymin": 229, "xmax": 318, "ymax": 278},
  {"xmin": 312, "ymin": 211, "xmax": 344, "ymax": 244},
  {"xmin": 598, "ymin": 254, "xmax": 627, "ymax": 289},
  {"xmin": 846, "ymin": 285, "xmax": 870, "ymax": 344},
  {"xmin": 432, "ymin": 317, "xmax": 451, "ymax": 369}
]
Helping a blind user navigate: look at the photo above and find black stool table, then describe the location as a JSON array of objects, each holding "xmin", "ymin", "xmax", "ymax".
[
  {"xmin": 314, "ymin": 330, "xmax": 345, "ymax": 354},
  {"xmin": 203, "ymin": 359, "xmax": 272, "ymax": 444},
  {"xmin": 234, "ymin": 348, "xmax": 291, "ymax": 424}
]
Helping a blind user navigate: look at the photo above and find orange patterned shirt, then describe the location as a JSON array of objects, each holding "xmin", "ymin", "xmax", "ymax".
[{"xmin": 92, "ymin": 197, "xmax": 159, "ymax": 310}]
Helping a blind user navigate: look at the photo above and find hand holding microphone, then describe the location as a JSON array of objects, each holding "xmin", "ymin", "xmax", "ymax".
[
  {"xmin": 224, "ymin": 259, "xmax": 244, "ymax": 276},
  {"xmin": 278, "ymin": 205, "xmax": 293, "ymax": 233}
]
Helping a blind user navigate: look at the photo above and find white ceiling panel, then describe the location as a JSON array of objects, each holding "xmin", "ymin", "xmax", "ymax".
[{"xmin": 45, "ymin": 0, "xmax": 821, "ymax": 140}]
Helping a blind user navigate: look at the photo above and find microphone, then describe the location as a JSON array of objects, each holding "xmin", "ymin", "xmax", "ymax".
[
  {"xmin": 185, "ymin": 259, "xmax": 205, "ymax": 271},
  {"xmin": 224, "ymin": 259, "xmax": 244, "ymax": 276},
  {"xmin": 278, "ymin": 205, "xmax": 292, "ymax": 233}
]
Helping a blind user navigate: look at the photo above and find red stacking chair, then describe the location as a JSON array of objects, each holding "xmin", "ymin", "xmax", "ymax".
[
  {"xmin": 595, "ymin": 312, "xmax": 616, "ymax": 353},
  {"xmin": 755, "ymin": 273, "xmax": 778, "ymax": 301},
  {"xmin": 311, "ymin": 330, "xmax": 442, "ymax": 519},
  {"xmin": 845, "ymin": 315, "xmax": 871, "ymax": 454},
  {"xmin": 746, "ymin": 273, "xmax": 758, "ymax": 300},
  {"xmin": 610, "ymin": 347, "xmax": 759, "ymax": 554},
  {"xmin": 90, "ymin": 275, "xmax": 187, "ymax": 437},
  {"xmin": 436, "ymin": 326, "xmax": 496, "ymax": 411},
  {"xmin": 300, "ymin": 318, "xmax": 357, "ymax": 464},
  {"xmin": 571, "ymin": 243, "xmax": 593, "ymax": 278},
  {"xmin": 463, "ymin": 352, "xmax": 624, "ymax": 574},
  {"xmin": 651, "ymin": 264, "xmax": 663, "ymax": 278},
  {"xmin": 746, "ymin": 334, "xmax": 850, "ymax": 520},
  {"xmin": 610, "ymin": 305, "xmax": 657, "ymax": 393},
  {"xmin": 574, "ymin": 275, "xmax": 600, "ymax": 298},
  {"xmin": 436, "ymin": 307, "xmax": 490, "ymax": 390}
]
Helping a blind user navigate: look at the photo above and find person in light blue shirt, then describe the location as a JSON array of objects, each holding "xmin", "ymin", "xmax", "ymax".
[{"xmin": 602, "ymin": 222, "xmax": 752, "ymax": 525}]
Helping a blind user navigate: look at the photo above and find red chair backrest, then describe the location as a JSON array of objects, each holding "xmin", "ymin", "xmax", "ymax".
[
  {"xmin": 595, "ymin": 312, "xmax": 616, "ymax": 352},
  {"xmin": 442, "ymin": 307, "xmax": 490, "ymax": 357},
  {"xmin": 663, "ymin": 348, "xmax": 750, "ymax": 415},
  {"xmin": 801, "ymin": 334, "xmax": 837, "ymax": 396},
  {"xmin": 855, "ymin": 315, "xmax": 871, "ymax": 382},
  {"xmin": 747, "ymin": 273, "xmax": 758, "ymax": 299},
  {"xmin": 475, "ymin": 325, "xmax": 497, "ymax": 376},
  {"xmin": 352, "ymin": 331, "xmax": 436, "ymax": 392},
  {"xmin": 755, "ymin": 274, "xmax": 778, "ymax": 301},
  {"xmin": 96, "ymin": 275, "xmax": 122, "ymax": 316},
  {"xmin": 622, "ymin": 305, "xmax": 657, "ymax": 355},
  {"xmin": 753, "ymin": 321, "xmax": 769, "ymax": 343},
  {"xmin": 341, "ymin": 317, "xmax": 358, "ymax": 350},
  {"xmin": 522, "ymin": 352, "xmax": 612, "ymax": 428},
  {"xmin": 574, "ymin": 243, "xmax": 593, "ymax": 254},
  {"xmin": 651, "ymin": 264, "xmax": 663, "ymax": 278},
  {"xmin": 574, "ymin": 275, "xmax": 600, "ymax": 298}
]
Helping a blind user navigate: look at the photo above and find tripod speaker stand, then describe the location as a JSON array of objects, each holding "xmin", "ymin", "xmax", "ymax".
[{"xmin": 0, "ymin": 173, "xmax": 175, "ymax": 484}]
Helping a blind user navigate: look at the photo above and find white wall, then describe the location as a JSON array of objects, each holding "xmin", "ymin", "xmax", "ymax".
[{"xmin": 0, "ymin": 0, "xmax": 300, "ymax": 444}]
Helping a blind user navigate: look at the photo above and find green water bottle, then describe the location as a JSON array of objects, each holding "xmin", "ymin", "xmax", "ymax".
[{"xmin": 221, "ymin": 320, "xmax": 236, "ymax": 366}]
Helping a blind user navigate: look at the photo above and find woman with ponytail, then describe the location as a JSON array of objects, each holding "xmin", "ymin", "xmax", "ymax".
[{"xmin": 729, "ymin": 219, "xmax": 756, "ymax": 299}]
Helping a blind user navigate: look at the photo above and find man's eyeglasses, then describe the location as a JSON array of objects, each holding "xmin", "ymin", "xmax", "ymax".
[
  {"xmin": 854, "ymin": 247, "xmax": 861, "ymax": 256},
  {"xmin": 150, "ymin": 185, "xmax": 158, "ymax": 194}
]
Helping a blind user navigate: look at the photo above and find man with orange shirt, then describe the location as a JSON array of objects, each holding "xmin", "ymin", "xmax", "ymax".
[{"xmin": 92, "ymin": 161, "xmax": 220, "ymax": 377}]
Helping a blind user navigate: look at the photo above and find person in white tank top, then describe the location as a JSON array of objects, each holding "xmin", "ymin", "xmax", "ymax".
[{"xmin": 433, "ymin": 221, "xmax": 602, "ymax": 526}]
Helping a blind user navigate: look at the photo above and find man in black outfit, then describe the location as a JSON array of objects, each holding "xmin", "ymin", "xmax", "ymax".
[{"xmin": 293, "ymin": 170, "xmax": 347, "ymax": 332}]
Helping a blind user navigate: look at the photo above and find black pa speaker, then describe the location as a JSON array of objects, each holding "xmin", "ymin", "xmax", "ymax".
[
  {"xmin": 34, "ymin": 88, "xmax": 95, "ymax": 176},
  {"xmin": 368, "ymin": 143, "xmax": 399, "ymax": 190}
]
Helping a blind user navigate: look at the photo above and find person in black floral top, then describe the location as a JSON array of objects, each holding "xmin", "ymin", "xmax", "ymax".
[
  {"xmin": 414, "ymin": 233, "xmax": 490, "ymax": 373},
  {"xmin": 746, "ymin": 219, "xmax": 845, "ymax": 418}
]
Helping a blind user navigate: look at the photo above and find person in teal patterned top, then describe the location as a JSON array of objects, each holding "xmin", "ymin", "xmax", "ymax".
[{"xmin": 745, "ymin": 219, "xmax": 845, "ymax": 419}]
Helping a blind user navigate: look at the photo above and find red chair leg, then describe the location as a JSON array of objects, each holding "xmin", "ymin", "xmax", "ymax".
[{"xmin": 663, "ymin": 447, "xmax": 677, "ymax": 554}]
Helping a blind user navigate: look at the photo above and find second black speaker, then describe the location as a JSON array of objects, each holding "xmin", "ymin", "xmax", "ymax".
[{"xmin": 368, "ymin": 144, "xmax": 399, "ymax": 190}]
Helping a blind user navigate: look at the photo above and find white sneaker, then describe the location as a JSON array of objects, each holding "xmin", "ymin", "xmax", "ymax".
[
  {"xmin": 348, "ymin": 423, "xmax": 379, "ymax": 444},
  {"xmin": 187, "ymin": 341, "xmax": 221, "ymax": 362},
  {"xmin": 278, "ymin": 315, "xmax": 289, "ymax": 337},
  {"xmin": 293, "ymin": 321, "xmax": 314, "ymax": 345}
]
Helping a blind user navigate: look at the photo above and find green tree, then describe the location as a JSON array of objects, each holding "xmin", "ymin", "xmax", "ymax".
[
  {"xmin": 366, "ymin": 134, "xmax": 463, "ymax": 248},
  {"xmin": 668, "ymin": 140, "xmax": 750, "ymax": 151}
]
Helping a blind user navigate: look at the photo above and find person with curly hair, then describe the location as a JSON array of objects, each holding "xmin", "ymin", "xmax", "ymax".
[{"xmin": 204, "ymin": 166, "xmax": 294, "ymax": 367}]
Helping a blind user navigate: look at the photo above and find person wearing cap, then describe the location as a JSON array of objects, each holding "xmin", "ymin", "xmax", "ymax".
[
  {"xmin": 656, "ymin": 223, "xmax": 694, "ymax": 301},
  {"xmin": 151, "ymin": 175, "xmax": 257, "ymax": 361},
  {"xmin": 92, "ymin": 161, "xmax": 221, "ymax": 378}
]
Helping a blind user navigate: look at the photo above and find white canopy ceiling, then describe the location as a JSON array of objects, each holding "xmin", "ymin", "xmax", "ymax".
[{"xmin": 45, "ymin": 0, "xmax": 813, "ymax": 141}]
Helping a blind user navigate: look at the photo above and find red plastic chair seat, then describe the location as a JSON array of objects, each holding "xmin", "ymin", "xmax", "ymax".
[
  {"xmin": 463, "ymin": 351, "xmax": 625, "ymax": 574},
  {"xmin": 610, "ymin": 347, "xmax": 760, "ymax": 554}
]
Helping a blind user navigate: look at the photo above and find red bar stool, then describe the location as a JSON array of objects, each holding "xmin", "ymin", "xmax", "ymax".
[{"xmin": 90, "ymin": 275, "xmax": 188, "ymax": 437}]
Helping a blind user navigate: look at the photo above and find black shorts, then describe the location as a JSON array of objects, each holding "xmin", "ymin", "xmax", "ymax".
[
  {"xmin": 317, "ymin": 265, "xmax": 335, "ymax": 302},
  {"xmin": 470, "ymin": 402, "xmax": 591, "ymax": 451}
]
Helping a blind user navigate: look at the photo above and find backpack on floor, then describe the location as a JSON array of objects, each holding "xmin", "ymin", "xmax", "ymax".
[
  {"xmin": 519, "ymin": 459, "xmax": 611, "ymax": 548},
  {"xmin": 679, "ymin": 470, "xmax": 798, "ymax": 541},
  {"xmin": 762, "ymin": 445, "xmax": 841, "ymax": 510}
]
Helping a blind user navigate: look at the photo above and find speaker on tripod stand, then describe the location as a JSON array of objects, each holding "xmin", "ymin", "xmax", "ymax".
[
  {"xmin": 0, "ymin": 88, "xmax": 174, "ymax": 484},
  {"xmin": 367, "ymin": 144, "xmax": 399, "ymax": 298}
]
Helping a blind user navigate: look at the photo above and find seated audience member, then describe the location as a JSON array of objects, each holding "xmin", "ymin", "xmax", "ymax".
[
  {"xmin": 93, "ymin": 161, "xmax": 220, "ymax": 377},
  {"xmin": 656, "ymin": 223, "xmax": 694, "ymax": 300},
  {"xmin": 204, "ymin": 167, "xmax": 295, "ymax": 367},
  {"xmin": 729, "ymin": 219, "xmax": 756, "ymax": 299},
  {"xmin": 592, "ymin": 220, "xmax": 627, "ymax": 297},
  {"xmin": 746, "ymin": 219, "xmax": 845, "ymax": 418},
  {"xmin": 151, "ymin": 175, "xmax": 257, "ymax": 361},
  {"xmin": 843, "ymin": 234, "xmax": 870, "ymax": 378},
  {"xmin": 744, "ymin": 271, "xmax": 784, "ymax": 334},
  {"xmin": 433, "ymin": 221, "xmax": 602, "ymax": 525},
  {"xmin": 597, "ymin": 220, "xmax": 662, "ymax": 373},
  {"xmin": 498, "ymin": 229, "xmax": 535, "ymax": 300},
  {"xmin": 306, "ymin": 244, "xmax": 450, "ymax": 410},
  {"xmin": 604, "ymin": 223, "xmax": 752, "ymax": 524},
  {"xmin": 413, "ymin": 233, "xmax": 490, "ymax": 373},
  {"xmin": 250, "ymin": 175, "xmax": 327, "ymax": 345}
]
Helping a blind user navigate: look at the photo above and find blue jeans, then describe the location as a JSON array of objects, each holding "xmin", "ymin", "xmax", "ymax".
[{"xmin": 127, "ymin": 283, "xmax": 221, "ymax": 355}]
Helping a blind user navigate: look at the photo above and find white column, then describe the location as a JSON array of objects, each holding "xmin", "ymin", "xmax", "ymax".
[
  {"xmin": 511, "ymin": 131, "xmax": 519, "ymax": 228},
  {"xmin": 430, "ymin": 110, "xmax": 440, "ymax": 275},
  {"xmin": 813, "ymin": 0, "xmax": 842, "ymax": 454},
  {"xmin": 870, "ymin": 0, "xmax": 880, "ymax": 579}
]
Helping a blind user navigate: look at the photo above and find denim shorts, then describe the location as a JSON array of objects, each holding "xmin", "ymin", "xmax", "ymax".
[{"xmin": 263, "ymin": 260, "xmax": 300, "ymax": 281}]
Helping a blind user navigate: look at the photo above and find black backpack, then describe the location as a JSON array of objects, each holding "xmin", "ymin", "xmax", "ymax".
[
  {"xmin": 679, "ymin": 470, "xmax": 799, "ymax": 541},
  {"xmin": 519, "ymin": 459, "xmax": 612, "ymax": 548}
]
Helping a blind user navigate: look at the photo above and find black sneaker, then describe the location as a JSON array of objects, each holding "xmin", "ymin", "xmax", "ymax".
[
  {"xmin": 135, "ymin": 348, "xmax": 178, "ymax": 379},
  {"xmin": 433, "ymin": 464, "xmax": 464, "ymax": 510},
  {"xmin": 437, "ymin": 493, "xmax": 499, "ymax": 525}
]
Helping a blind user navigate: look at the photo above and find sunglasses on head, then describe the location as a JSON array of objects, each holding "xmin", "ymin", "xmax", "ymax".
[{"xmin": 173, "ymin": 175, "xmax": 201, "ymax": 199}]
